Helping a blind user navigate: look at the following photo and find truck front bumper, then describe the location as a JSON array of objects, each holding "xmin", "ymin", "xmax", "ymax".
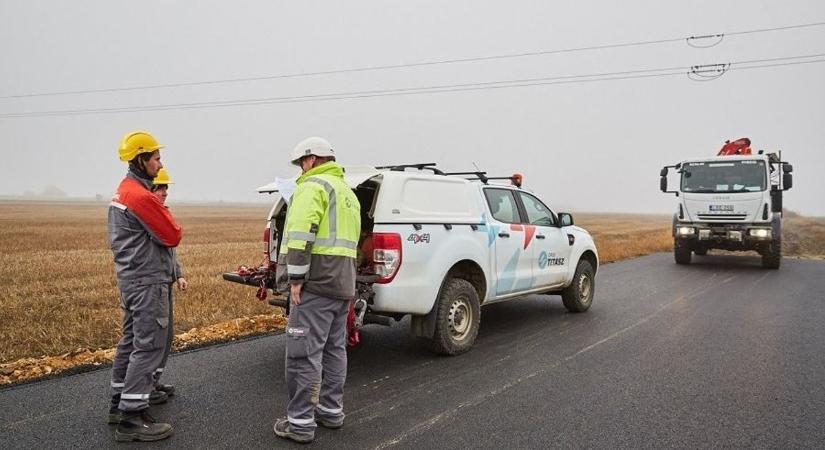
[{"xmin": 674, "ymin": 223, "xmax": 773, "ymax": 249}]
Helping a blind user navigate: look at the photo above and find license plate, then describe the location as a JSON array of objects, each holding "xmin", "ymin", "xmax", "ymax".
[{"xmin": 709, "ymin": 205, "xmax": 734, "ymax": 212}]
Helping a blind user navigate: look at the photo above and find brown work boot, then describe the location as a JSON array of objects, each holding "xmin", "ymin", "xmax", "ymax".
[
  {"xmin": 273, "ymin": 418, "xmax": 314, "ymax": 444},
  {"xmin": 114, "ymin": 410, "xmax": 173, "ymax": 442}
]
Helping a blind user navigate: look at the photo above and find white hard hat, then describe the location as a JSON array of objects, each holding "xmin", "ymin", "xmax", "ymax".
[{"xmin": 290, "ymin": 137, "xmax": 336, "ymax": 166}]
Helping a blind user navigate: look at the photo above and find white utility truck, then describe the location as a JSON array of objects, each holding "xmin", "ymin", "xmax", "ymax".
[
  {"xmin": 224, "ymin": 163, "xmax": 599, "ymax": 355},
  {"xmin": 659, "ymin": 138, "xmax": 793, "ymax": 269}
]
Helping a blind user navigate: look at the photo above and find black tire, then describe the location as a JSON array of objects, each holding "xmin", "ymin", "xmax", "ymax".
[
  {"xmin": 561, "ymin": 260, "xmax": 595, "ymax": 313},
  {"xmin": 674, "ymin": 240, "xmax": 692, "ymax": 265},
  {"xmin": 427, "ymin": 278, "xmax": 481, "ymax": 356},
  {"xmin": 762, "ymin": 235, "xmax": 781, "ymax": 269},
  {"xmin": 694, "ymin": 247, "xmax": 708, "ymax": 256}
]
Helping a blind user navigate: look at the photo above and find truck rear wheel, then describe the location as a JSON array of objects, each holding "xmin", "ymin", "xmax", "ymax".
[
  {"xmin": 674, "ymin": 241, "xmax": 692, "ymax": 265},
  {"xmin": 427, "ymin": 278, "xmax": 480, "ymax": 356},
  {"xmin": 561, "ymin": 260, "xmax": 595, "ymax": 313},
  {"xmin": 761, "ymin": 236, "xmax": 781, "ymax": 269}
]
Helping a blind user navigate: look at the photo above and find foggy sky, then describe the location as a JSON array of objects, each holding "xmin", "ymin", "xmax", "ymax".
[{"xmin": 1, "ymin": 1, "xmax": 823, "ymax": 215}]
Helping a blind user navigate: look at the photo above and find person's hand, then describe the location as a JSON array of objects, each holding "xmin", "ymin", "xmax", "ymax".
[
  {"xmin": 177, "ymin": 277, "xmax": 188, "ymax": 291},
  {"xmin": 290, "ymin": 283, "xmax": 303, "ymax": 305}
]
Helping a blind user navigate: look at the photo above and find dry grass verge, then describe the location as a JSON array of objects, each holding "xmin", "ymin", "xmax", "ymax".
[{"xmin": 574, "ymin": 213, "xmax": 673, "ymax": 263}]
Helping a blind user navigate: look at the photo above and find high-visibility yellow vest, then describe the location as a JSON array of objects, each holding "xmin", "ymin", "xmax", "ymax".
[{"xmin": 280, "ymin": 162, "xmax": 361, "ymax": 259}]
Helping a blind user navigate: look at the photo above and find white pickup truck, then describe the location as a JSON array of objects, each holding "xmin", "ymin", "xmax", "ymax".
[{"xmin": 224, "ymin": 163, "xmax": 599, "ymax": 355}]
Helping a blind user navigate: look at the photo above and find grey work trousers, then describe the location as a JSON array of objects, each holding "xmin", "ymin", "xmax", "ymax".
[
  {"xmin": 153, "ymin": 287, "xmax": 174, "ymax": 387},
  {"xmin": 111, "ymin": 282, "xmax": 171, "ymax": 412},
  {"xmin": 285, "ymin": 291, "xmax": 350, "ymax": 434}
]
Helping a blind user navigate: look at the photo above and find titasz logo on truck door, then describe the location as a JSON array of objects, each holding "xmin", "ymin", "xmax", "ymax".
[
  {"xmin": 407, "ymin": 233, "xmax": 431, "ymax": 244},
  {"xmin": 538, "ymin": 251, "xmax": 565, "ymax": 269}
]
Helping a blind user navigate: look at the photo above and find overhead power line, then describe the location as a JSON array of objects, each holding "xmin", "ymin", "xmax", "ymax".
[
  {"xmin": 1, "ymin": 21, "xmax": 824, "ymax": 100},
  {"xmin": 2, "ymin": 53, "xmax": 823, "ymax": 119}
]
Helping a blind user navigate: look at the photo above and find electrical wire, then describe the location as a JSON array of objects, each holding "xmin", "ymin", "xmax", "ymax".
[
  {"xmin": 1, "ymin": 21, "xmax": 824, "ymax": 100},
  {"xmin": 0, "ymin": 68, "xmax": 689, "ymax": 118},
  {"xmin": 2, "ymin": 53, "xmax": 823, "ymax": 119}
]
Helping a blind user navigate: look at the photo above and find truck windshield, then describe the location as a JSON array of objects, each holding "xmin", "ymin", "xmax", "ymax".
[{"xmin": 681, "ymin": 160, "xmax": 766, "ymax": 193}]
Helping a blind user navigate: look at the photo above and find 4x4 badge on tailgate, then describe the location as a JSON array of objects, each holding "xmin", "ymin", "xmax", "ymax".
[{"xmin": 407, "ymin": 233, "xmax": 431, "ymax": 244}]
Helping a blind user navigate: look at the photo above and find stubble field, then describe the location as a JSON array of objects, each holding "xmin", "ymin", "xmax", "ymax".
[{"xmin": 1, "ymin": 201, "xmax": 822, "ymax": 376}]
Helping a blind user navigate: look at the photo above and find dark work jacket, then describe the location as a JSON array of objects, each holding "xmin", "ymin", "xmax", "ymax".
[{"xmin": 107, "ymin": 171, "xmax": 182, "ymax": 287}]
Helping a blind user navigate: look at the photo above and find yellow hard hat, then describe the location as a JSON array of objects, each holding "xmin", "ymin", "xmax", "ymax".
[
  {"xmin": 118, "ymin": 130, "xmax": 164, "ymax": 162},
  {"xmin": 152, "ymin": 168, "xmax": 174, "ymax": 185}
]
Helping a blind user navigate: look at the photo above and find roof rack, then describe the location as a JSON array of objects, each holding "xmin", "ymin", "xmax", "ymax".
[
  {"xmin": 375, "ymin": 164, "xmax": 522, "ymax": 187},
  {"xmin": 443, "ymin": 171, "xmax": 489, "ymax": 183},
  {"xmin": 375, "ymin": 163, "xmax": 444, "ymax": 175},
  {"xmin": 444, "ymin": 171, "xmax": 523, "ymax": 187}
]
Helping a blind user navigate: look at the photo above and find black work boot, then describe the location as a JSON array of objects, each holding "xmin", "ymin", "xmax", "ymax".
[
  {"xmin": 148, "ymin": 390, "xmax": 168, "ymax": 405},
  {"xmin": 114, "ymin": 410, "xmax": 173, "ymax": 442},
  {"xmin": 107, "ymin": 394, "xmax": 122, "ymax": 424},
  {"xmin": 154, "ymin": 383, "xmax": 175, "ymax": 397}
]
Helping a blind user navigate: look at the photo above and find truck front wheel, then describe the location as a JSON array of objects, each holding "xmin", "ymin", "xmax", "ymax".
[
  {"xmin": 761, "ymin": 235, "xmax": 781, "ymax": 269},
  {"xmin": 427, "ymin": 278, "xmax": 480, "ymax": 356},
  {"xmin": 561, "ymin": 260, "xmax": 595, "ymax": 313},
  {"xmin": 674, "ymin": 240, "xmax": 692, "ymax": 265}
]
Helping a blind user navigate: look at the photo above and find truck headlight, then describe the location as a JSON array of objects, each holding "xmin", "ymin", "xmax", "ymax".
[
  {"xmin": 749, "ymin": 228, "xmax": 771, "ymax": 238},
  {"xmin": 728, "ymin": 230, "xmax": 743, "ymax": 241},
  {"xmin": 677, "ymin": 226, "xmax": 695, "ymax": 236}
]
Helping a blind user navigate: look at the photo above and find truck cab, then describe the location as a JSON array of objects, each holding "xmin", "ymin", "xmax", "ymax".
[
  {"xmin": 660, "ymin": 146, "xmax": 793, "ymax": 269},
  {"xmin": 225, "ymin": 163, "xmax": 599, "ymax": 355}
]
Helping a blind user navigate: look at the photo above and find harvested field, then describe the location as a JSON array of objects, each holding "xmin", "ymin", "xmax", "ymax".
[
  {"xmin": 0, "ymin": 201, "xmax": 276, "ymax": 365},
  {"xmin": 0, "ymin": 201, "xmax": 821, "ymax": 384}
]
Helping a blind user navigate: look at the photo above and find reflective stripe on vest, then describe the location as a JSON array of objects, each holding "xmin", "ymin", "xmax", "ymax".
[{"xmin": 286, "ymin": 231, "xmax": 317, "ymax": 242}]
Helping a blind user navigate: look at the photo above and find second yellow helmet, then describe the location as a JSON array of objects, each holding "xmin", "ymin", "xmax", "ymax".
[{"xmin": 153, "ymin": 168, "xmax": 174, "ymax": 185}]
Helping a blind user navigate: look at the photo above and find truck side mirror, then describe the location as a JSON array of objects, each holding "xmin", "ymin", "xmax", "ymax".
[
  {"xmin": 782, "ymin": 164, "xmax": 793, "ymax": 173},
  {"xmin": 783, "ymin": 173, "xmax": 793, "ymax": 190},
  {"xmin": 660, "ymin": 176, "xmax": 667, "ymax": 192},
  {"xmin": 558, "ymin": 212, "xmax": 574, "ymax": 227},
  {"xmin": 660, "ymin": 167, "xmax": 668, "ymax": 177}
]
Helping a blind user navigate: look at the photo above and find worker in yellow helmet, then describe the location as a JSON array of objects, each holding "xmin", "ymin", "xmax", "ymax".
[
  {"xmin": 148, "ymin": 168, "xmax": 188, "ymax": 412},
  {"xmin": 108, "ymin": 130, "xmax": 181, "ymax": 442}
]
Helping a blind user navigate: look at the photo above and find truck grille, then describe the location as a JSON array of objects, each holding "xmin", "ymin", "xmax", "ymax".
[{"xmin": 696, "ymin": 213, "xmax": 748, "ymax": 221}]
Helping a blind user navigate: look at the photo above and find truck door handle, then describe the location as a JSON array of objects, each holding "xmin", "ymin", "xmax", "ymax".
[
  {"xmin": 536, "ymin": 234, "xmax": 546, "ymax": 239},
  {"xmin": 498, "ymin": 232, "xmax": 510, "ymax": 238}
]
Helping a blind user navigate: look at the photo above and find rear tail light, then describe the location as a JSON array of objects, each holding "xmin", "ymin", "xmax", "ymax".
[{"xmin": 372, "ymin": 232, "xmax": 402, "ymax": 284}]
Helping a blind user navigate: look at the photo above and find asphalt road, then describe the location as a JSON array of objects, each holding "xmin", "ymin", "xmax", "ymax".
[{"xmin": 2, "ymin": 253, "xmax": 824, "ymax": 449}]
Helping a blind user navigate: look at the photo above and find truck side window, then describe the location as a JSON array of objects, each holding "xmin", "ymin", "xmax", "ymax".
[
  {"xmin": 484, "ymin": 189, "xmax": 520, "ymax": 224},
  {"xmin": 517, "ymin": 192, "xmax": 555, "ymax": 226}
]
